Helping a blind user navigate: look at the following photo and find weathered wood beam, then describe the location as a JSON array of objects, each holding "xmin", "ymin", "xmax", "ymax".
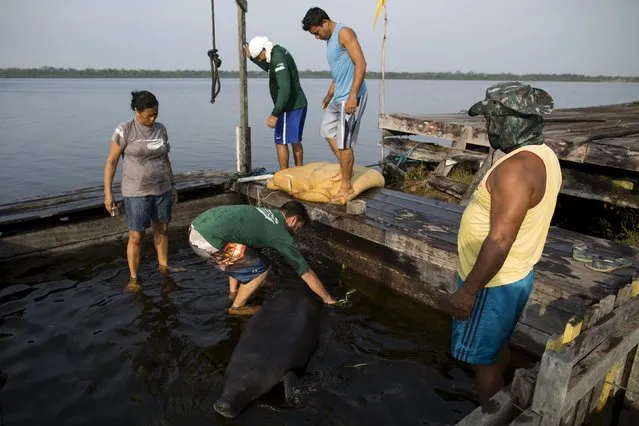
[
  {"xmin": 510, "ymin": 409, "xmax": 542, "ymax": 426},
  {"xmin": 460, "ymin": 149, "xmax": 504, "ymax": 206},
  {"xmin": 427, "ymin": 175, "xmax": 467, "ymax": 199},
  {"xmin": 236, "ymin": 1, "xmax": 251, "ymax": 172},
  {"xmin": 550, "ymin": 296, "xmax": 639, "ymax": 367},
  {"xmin": 562, "ymin": 316, "xmax": 639, "ymax": 416},
  {"xmin": 378, "ymin": 113, "xmax": 491, "ymax": 148},
  {"xmin": 383, "ymin": 138, "xmax": 487, "ymax": 164},
  {"xmin": 454, "ymin": 388, "xmax": 515, "ymax": 426},
  {"xmin": 0, "ymin": 193, "xmax": 239, "ymax": 262},
  {"xmin": 531, "ymin": 349, "xmax": 573, "ymax": 426}
]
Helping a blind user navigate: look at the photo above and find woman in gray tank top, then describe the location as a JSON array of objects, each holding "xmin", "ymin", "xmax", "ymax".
[{"xmin": 103, "ymin": 90, "xmax": 184, "ymax": 290}]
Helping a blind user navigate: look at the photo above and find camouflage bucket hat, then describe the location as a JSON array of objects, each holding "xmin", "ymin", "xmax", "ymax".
[{"xmin": 468, "ymin": 81, "xmax": 554, "ymax": 117}]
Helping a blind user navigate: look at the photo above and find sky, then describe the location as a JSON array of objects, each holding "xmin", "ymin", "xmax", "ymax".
[{"xmin": 1, "ymin": 0, "xmax": 638, "ymax": 76}]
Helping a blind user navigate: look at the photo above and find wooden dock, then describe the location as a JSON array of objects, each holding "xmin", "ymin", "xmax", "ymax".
[
  {"xmin": 238, "ymin": 181, "xmax": 639, "ymax": 425},
  {"xmin": 0, "ymin": 169, "xmax": 236, "ymax": 264},
  {"xmin": 378, "ymin": 102, "xmax": 639, "ymax": 209},
  {"xmin": 239, "ymin": 182, "xmax": 639, "ymax": 357}
]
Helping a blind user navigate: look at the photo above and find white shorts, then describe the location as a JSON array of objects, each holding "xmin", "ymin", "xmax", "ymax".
[
  {"xmin": 188, "ymin": 225, "xmax": 218, "ymax": 259},
  {"xmin": 320, "ymin": 90, "xmax": 368, "ymax": 150}
]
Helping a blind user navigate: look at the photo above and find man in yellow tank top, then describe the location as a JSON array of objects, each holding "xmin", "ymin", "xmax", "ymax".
[{"xmin": 449, "ymin": 82, "xmax": 562, "ymax": 404}]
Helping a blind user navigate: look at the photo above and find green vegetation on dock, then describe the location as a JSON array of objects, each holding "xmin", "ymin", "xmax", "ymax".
[{"xmin": 1, "ymin": 67, "xmax": 638, "ymax": 82}]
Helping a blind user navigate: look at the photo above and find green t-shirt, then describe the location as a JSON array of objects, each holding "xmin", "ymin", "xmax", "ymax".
[
  {"xmin": 249, "ymin": 45, "xmax": 308, "ymax": 117},
  {"xmin": 191, "ymin": 205, "xmax": 310, "ymax": 276}
]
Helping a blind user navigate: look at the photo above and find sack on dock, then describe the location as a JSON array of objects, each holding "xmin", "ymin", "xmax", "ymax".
[{"xmin": 266, "ymin": 162, "xmax": 385, "ymax": 205}]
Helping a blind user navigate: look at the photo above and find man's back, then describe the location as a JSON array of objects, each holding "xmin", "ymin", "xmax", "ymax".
[
  {"xmin": 192, "ymin": 205, "xmax": 287, "ymax": 249},
  {"xmin": 326, "ymin": 23, "xmax": 367, "ymax": 103},
  {"xmin": 457, "ymin": 144, "xmax": 562, "ymax": 286}
]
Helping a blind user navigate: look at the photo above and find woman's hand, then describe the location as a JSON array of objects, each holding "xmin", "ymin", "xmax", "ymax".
[
  {"xmin": 172, "ymin": 186, "xmax": 178, "ymax": 205},
  {"xmin": 104, "ymin": 193, "xmax": 116, "ymax": 216}
]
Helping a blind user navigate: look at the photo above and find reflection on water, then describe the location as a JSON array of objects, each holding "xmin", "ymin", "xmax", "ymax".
[{"xmin": 0, "ymin": 237, "xmax": 524, "ymax": 425}]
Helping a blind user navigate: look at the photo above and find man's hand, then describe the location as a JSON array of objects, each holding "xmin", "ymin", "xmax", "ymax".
[
  {"xmin": 344, "ymin": 95, "xmax": 358, "ymax": 114},
  {"xmin": 449, "ymin": 286, "xmax": 477, "ymax": 320},
  {"xmin": 324, "ymin": 297, "xmax": 337, "ymax": 305},
  {"xmin": 242, "ymin": 42, "xmax": 251, "ymax": 58},
  {"xmin": 321, "ymin": 94, "xmax": 332, "ymax": 110},
  {"xmin": 267, "ymin": 115, "xmax": 278, "ymax": 129}
]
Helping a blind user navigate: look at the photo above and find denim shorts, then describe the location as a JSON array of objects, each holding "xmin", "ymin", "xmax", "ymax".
[
  {"xmin": 124, "ymin": 189, "xmax": 172, "ymax": 231},
  {"xmin": 451, "ymin": 270, "xmax": 534, "ymax": 365}
]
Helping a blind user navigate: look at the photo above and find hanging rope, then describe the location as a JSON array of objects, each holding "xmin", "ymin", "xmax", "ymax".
[{"xmin": 207, "ymin": 0, "xmax": 222, "ymax": 104}]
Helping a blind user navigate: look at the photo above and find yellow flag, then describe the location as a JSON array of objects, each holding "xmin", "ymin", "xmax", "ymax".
[{"xmin": 374, "ymin": 0, "xmax": 386, "ymax": 29}]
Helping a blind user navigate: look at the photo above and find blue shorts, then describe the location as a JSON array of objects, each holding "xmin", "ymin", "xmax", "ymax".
[
  {"xmin": 220, "ymin": 244, "xmax": 271, "ymax": 283},
  {"xmin": 274, "ymin": 107, "xmax": 307, "ymax": 145},
  {"xmin": 188, "ymin": 227, "xmax": 271, "ymax": 284},
  {"xmin": 124, "ymin": 189, "xmax": 172, "ymax": 232},
  {"xmin": 451, "ymin": 270, "xmax": 534, "ymax": 365}
]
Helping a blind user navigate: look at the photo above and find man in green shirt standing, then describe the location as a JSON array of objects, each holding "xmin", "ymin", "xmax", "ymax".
[
  {"xmin": 244, "ymin": 36, "xmax": 308, "ymax": 171},
  {"xmin": 189, "ymin": 201, "xmax": 337, "ymax": 316}
]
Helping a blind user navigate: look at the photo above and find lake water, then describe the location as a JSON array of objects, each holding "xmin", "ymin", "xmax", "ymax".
[
  {"xmin": 0, "ymin": 234, "xmax": 522, "ymax": 426},
  {"xmin": 1, "ymin": 78, "xmax": 639, "ymax": 203}
]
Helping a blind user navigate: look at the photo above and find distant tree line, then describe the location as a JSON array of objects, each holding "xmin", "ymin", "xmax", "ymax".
[{"xmin": 1, "ymin": 66, "xmax": 637, "ymax": 82}]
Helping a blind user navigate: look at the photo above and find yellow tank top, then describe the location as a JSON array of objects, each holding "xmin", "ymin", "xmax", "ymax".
[{"xmin": 457, "ymin": 144, "xmax": 562, "ymax": 287}]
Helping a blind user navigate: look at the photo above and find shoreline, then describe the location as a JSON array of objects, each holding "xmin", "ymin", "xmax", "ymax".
[{"xmin": 1, "ymin": 68, "xmax": 638, "ymax": 83}]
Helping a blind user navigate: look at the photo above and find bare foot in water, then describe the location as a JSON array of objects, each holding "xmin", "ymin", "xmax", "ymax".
[
  {"xmin": 126, "ymin": 277, "xmax": 141, "ymax": 292},
  {"xmin": 159, "ymin": 264, "xmax": 186, "ymax": 273}
]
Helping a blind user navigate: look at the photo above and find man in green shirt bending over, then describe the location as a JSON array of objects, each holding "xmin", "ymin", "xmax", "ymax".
[
  {"xmin": 189, "ymin": 201, "xmax": 337, "ymax": 316},
  {"xmin": 244, "ymin": 36, "xmax": 308, "ymax": 170}
]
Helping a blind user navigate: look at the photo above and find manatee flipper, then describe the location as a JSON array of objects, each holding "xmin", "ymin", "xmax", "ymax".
[{"xmin": 282, "ymin": 371, "xmax": 300, "ymax": 406}]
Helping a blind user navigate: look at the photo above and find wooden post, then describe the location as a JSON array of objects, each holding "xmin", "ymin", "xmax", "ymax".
[
  {"xmin": 236, "ymin": 0, "xmax": 251, "ymax": 173},
  {"xmin": 624, "ymin": 273, "xmax": 639, "ymax": 410},
  {"xmin": 531, "ymin": 316, "xmax": 584, "ymax": 426}
]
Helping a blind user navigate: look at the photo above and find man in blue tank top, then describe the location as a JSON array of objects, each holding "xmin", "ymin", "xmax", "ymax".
[{"xmin": 302, "ymin": 7, "xmax": 368, "ymax": 202}]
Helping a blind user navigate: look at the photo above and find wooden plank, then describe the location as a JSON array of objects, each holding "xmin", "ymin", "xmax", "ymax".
[
  {"xmin": 434, "ymin": 158, "xmax": 458, "ymax": 177},
  {"xmin": 531, "ymin": 312, "xmax": 587, "ymax": 426},
  {"xmin": 531, "ymin": 349, "xmax": 573, "ymax": 426},
  {"xmin": 427, "ymin": 175, "xmax": 468, "ymax": 199},
  {"xmin": 0, "ymin": 169, "xmax": 233, "ymax": 229},
  {"xmin": 510, "ymin": 409, "xmax": 542, "ymax": 426},
  {"xmin": 559, "ymin": 167, "xmax": 639, "ymax": 210},
  {"xmin": 379, "ymin": 113, "xmax": 491, "ymax": 148},
  {"xmin": 379, "ymin": 102, "xmax": 639, "ymax": 172},
  {"xmin": 585, "ymin": 282, "xmax": 638, "ymax": 419},
  {"xmin": 361, "ymin": 187, "xmax": 464, "ymax": 215},
  {"xmin": 563, "ymin": 317, "xmax": 639, "ymax": 415},
  {"xmin": 512, "ymin": 364, "xmax": 540, "ymax": 409},
  {"xmin": 454, "ymin": 389, "xmax": 514, "ymax": 426},
  {"xmin": 625, "ymin": 274, "xmax": 639, "ymax": 410},
  {"xmin": 383, "ymin": 138, "xmax": 486, "ymax": 164},
  {"xmin": 584, "ymin": 139, "xmax": 639, "ymax": 170},
  {"xmin": 553, "ymin": 296, "xmax": 639, "ymax": 367},
  {"xmin": 460, "ymin": 148, "xmax": 503, "ymax": 206},
  {"xmin": 0, "ymin": 193, "xmax": 239, "ymax": 261},
  {"xmin": 567, "ymin": 294, "xmax": 616, "ymax": 425}
]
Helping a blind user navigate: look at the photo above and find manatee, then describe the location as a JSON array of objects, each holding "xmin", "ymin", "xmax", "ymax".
[{"xmin": 213, "ymin": 287, "xmax": 325, "ymax": 418}]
